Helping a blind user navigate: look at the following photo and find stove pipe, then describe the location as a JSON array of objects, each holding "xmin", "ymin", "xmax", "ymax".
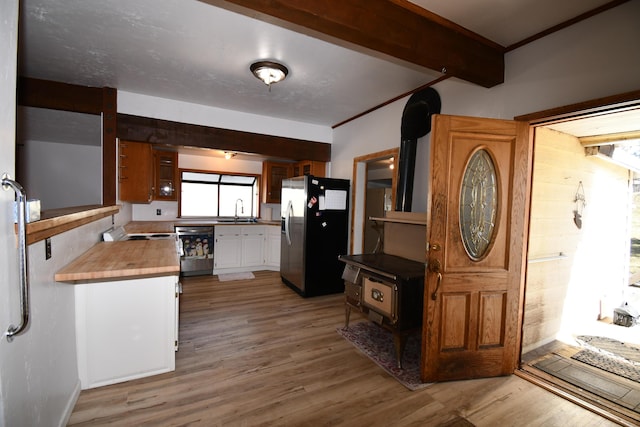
[{"xmin": 395, "ymin": 88, "xmax": 441, "ymax": 212}]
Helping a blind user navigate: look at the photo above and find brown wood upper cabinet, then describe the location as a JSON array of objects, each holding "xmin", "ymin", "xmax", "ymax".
[
  {"xmin": 262, "ymin": 161, "xmax": 292, "ymax": 204},
  {"xmin": 119, "ymin": 140, "xmax": 178, "ymax": 203},
  {"xmin": 153, "ymin": 150, "xmax": 178, "ymax": 201},
  {"xmin": 292, "ymin": 160, "xmax": 325, "ymax": 177},
  {"xmin": 119, "ymin": 140, "xmax": 153, "ymax": 203}
]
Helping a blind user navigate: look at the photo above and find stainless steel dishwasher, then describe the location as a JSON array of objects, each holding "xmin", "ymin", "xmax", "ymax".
[{"xmin": 175, "ymin": 226, "xmax": 214, "ymax": 276}]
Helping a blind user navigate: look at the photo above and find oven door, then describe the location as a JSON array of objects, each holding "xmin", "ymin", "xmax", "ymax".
[{"xmin": 361, "ymin": 274, "xmax": 397, "ymax": 323}]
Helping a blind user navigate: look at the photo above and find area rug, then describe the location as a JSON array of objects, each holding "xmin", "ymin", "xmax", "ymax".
[
  {"xmin": 337, "ymin": 321, "xmax": 431, "ymax": 391},
  {"xmin": 217, "ymin": 272, "xmax": 255, "ymax": 282},
  {"xmin": 572, "ymin": 335, "xmax": 640, "ymax": 383}
]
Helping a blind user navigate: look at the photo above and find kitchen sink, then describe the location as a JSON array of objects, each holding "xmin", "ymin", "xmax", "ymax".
[{"xmin": 215, "ymin": 218, "xmax": 258, "ymax": 223}]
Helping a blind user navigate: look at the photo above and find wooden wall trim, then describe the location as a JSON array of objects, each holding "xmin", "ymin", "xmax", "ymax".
[
  {"xmin": 515, "ymin": 89, "xmax": 640, "ymax": 125},
  {"xmin": 116, "ymin": 113, "xmax": 331, "ymax": 162},
  {"xmin": 102, "ymin": 88, "xmax": 117, "ymax": 205},
  {"xmin": 204, "ymin": 0, "xmax": 504, "ymax": 88}
]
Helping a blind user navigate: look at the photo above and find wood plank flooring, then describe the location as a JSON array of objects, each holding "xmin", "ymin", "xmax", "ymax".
[{"xmin": 68, "ymin": 271, "xmax": 618, "ymax": 426}]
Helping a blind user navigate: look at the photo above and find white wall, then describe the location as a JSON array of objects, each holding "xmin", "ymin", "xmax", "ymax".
[
  {"xmin": 118, "ymin": 91, "xmax": 332, "ymax": 143},
  {"xmin": 22, "ymin": 140, "xmax": 102, "ymax": 210},
  {"xmin": 332, "ymin": 1, "xmax": 640, "ymax": 195},
  {"xmin": 1, "ymin": 2, "xmax": 108, "ymax": 426},
  {"xmin": 0, "ymin": 4, "xmax": 19, "ymax": 425}
]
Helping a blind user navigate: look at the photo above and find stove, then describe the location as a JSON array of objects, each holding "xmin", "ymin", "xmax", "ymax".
[
  {"xmin": 339, "ymin": 253, "xmax": 425, "ymax": 368},
  {"xmin": 103, "ymin": 227, "xmax": 178, "ymax": 242}
]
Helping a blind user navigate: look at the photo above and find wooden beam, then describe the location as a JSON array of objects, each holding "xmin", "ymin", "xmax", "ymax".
[
  {"xmin": 17, "ymin": 77, "xmax": 103, "ymax": 114},
  {"xmin": 580, "ymin": 130, "xmax": 640, "ymax": 147},
  {"xmin": 203, "ymin": 0, "xmax": 504, "ymax": 88},
  {"xmin": 117, "ymin": 113, "xmax": 331, "ymax": 162}
]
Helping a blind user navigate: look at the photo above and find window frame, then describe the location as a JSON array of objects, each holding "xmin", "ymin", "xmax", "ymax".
[{"xmin": 178, "ymin": 168, "xmax": 261, "ymax": 218}]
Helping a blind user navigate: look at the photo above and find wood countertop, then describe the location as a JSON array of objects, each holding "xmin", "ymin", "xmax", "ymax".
[
  {"xmin": 124, "ymin": 220, "xmax": 280, "ymax": 234},
  {"xmin": 55, "ymin": 240, "xmax": 180, "ymax": 283}
]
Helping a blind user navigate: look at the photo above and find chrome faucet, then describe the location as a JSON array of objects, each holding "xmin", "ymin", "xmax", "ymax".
[{"xmin": 234, "ymin": 198, "xmax": 244, "ymax": 220}]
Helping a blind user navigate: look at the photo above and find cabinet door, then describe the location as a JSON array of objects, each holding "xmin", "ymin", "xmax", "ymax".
[
  {"xmin": 154, "ymin": 150, "xmax": 178, "ymax": 201},
  {"xmin": 292, "ymin": 160, "xmax": 326, "ymax": 178},
  {"xmin": 119, "ymin": 141, "xmax": 153, "ymax": 203},
  {"xmin": 214, "ymin": 232, "xmax": 242, "ymax": 269},
  {"xmin": 265, "ymin": 227, "xmax": 281, "ymax": 268},
  {"xmin": 241, "ymin": 227, "xmax": 265, "ymax": 267},
  {"xmin": 262, "ymin": 161, "xmax": 291, "ymax": 203}
]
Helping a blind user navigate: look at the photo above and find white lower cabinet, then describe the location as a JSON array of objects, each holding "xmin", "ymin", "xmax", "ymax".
[
  {"xmin": 265, "ymin": 226, "xmax": 281, "ymax": 268},
  {"xmin": 213, "ymin": 225, "xmax": 280, "ymax": 274},
  {"xmin": 75, "ymin": 275, "xmax": 178, "ymax": 389}
]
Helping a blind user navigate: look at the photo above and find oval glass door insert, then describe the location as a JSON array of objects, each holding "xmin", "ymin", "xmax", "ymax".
[{"xmin": 459, "ymin": 149, "xmax": 498, "ymax": 260}]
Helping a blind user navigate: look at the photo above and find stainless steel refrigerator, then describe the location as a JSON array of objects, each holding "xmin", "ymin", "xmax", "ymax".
[{"xmin": 280, "ymin": 175, "xmax": 350, "ymax": 297}]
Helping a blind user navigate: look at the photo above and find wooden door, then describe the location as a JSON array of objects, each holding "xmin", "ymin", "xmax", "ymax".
[{"xmin": 421, "ymin": 115, "xmax": 531, "ymax": 382}]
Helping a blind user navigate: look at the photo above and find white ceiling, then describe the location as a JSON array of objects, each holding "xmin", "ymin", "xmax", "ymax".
[{"xmin": 19, "ymin": 0, "xmax": 618, "ymax": 130}]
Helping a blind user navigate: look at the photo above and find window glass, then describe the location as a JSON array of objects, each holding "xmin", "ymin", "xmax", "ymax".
[{"xmin": 180, "ymin": 171, "xmax": 258, "ymax": 217}]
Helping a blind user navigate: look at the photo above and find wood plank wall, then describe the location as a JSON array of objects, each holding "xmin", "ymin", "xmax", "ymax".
[{"xmin": 523, "ymin": 127, "xmax": 630, "ymax": 352}]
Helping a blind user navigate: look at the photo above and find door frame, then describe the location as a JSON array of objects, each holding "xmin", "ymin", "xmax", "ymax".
[
  {"xmin": 514, "ymin": 89, "xmax": 640, "ymax": 424},
  {"xmin": 349, "ymin": 148, "xmax": 399, "ymax": 254}
]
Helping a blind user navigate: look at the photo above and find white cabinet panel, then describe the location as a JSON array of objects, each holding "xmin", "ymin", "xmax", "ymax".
[
  {"xmin": 213, "ymin": 225, "xmax": 280, "ymax": 273},
  {"xmin": 266, "ymin": 226, "xmax": 281, "ymax": 268},
  {"xmin": 75, "ymin": 275, "xmax": 177, "ymax": 389}
]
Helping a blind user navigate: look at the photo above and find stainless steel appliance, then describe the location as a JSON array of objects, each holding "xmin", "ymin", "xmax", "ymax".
[
  {"xmin": 280, "ymin": 175, "xmax": 349, "ymax": 297},
  {"xmin": 174, "ymin": 226, "xmax": 214, "ymax": 276}
]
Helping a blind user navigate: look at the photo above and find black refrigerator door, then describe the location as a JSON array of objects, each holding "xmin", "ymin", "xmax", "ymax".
[{"xmin": 303, "ymin": 176, "xmax": 350, "ymax": 296}]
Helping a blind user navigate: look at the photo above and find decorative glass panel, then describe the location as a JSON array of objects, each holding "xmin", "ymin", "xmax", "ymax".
[{"xmin": 460, "ymin": 149, "xmax": 498, "ymax": 260}]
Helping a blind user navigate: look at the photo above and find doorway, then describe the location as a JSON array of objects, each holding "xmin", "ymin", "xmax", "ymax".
[
  {"xmin": 518, "ymin": 93, "xmax": 640, "ymax": 423},
  {"xmin": 350, "ymin": 148, "xmax": 398, "ymax": 254}
]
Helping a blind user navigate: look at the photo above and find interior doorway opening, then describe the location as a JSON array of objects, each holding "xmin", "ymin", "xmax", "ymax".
[{"xmin": 350, "ymin": 148, "xmax": 398, "ymax": 254}]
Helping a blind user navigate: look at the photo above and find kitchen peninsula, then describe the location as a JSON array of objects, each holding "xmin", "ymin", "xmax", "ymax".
[{"xmin": 55, "ymin": 239, "xmax": 180, "ymax": 389}]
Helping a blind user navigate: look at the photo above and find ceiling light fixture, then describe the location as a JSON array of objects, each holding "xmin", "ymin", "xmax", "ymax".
[
  {"xmin": 224, "ymin": 152, "xmax": 237, "ymax": 160},
  {"xmin": 250, "ymin": 61, "xmax": 288, "ymax": 91}
]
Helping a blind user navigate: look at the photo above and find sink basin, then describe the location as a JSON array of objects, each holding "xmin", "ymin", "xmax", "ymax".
[{"xmin": 215, "ymin": 218, "xmax": 257, "ymax": 223}]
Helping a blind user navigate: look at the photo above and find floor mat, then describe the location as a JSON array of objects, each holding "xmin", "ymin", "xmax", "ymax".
[
  {"xmin": 217, "ymin": 272, "xmax": 255, "ymax": 282},
  {"xmin": 336, "ymin": 321, "xmax": 432, "ymax": 391},
  {"xmin": 571, "ymin": 335, "xmax": 640, "ymax": 383}
]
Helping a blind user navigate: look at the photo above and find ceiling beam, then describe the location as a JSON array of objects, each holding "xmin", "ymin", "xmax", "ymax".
[
  {"xmin": 580, "ymin": 130, "xmax": 640, "ymax": 147},
  {"xmin": 202, "ymin": 0, "xmax": 504, "ymax": 88},
  {"xmin": 117, "ymin": 114, "xmax": 331, "ymax": 162}
]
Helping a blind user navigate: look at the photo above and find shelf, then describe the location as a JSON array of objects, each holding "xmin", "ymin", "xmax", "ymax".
[{"xmin": 369, "ymin": 211, "xmax": 427, "ymax": 226}]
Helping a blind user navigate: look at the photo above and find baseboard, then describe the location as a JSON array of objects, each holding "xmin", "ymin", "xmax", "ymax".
[{"xmin": 58, "ymin": 379, "xmax": 81, "ymax": 427}]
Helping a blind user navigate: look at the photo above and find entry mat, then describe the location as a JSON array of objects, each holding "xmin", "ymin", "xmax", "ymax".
[
  {"xmin": 533, "ymin": 353, "xmax": 640, "ymax": 414},
  {"xmin": 217, "ymin": 272, "xmax": 255, "ymax": 282},
  {"xmin": 571, "ymin": 335, "xmax": 640, "ymax": 383},
  {"xmin": 337, "ymin": 321, "xmax": 432, "ymax": 391}
]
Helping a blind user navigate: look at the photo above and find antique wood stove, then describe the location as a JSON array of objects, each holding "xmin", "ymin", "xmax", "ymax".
[{"xmin": 339, "ymin": 212, "xmax": 426, "ymax": 369}]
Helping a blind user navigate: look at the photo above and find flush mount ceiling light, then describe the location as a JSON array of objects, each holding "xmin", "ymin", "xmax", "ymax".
[
  {"xmin": 224, "ymin": 151, "xmax": 237, "ymax": 160},
  {"xmin": 250, "ymin": 61, "xmax": 288, "ymax": 90}
]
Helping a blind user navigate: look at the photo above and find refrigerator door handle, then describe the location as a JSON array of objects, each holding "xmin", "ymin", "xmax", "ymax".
[{"xmin": 285, "ymin": 200, "xmax": 293, "ymax": 246}]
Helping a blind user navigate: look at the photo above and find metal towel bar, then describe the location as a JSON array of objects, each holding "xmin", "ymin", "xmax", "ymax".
[
  {"xmin": 528, "ymin": 252, "xmax": 567, "ymax": 264},
  {"xmin": 2, "ymin": 173, "xmax": 29, "ymax": 342}
]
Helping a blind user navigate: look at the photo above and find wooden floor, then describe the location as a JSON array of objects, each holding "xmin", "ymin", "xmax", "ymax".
[{"xmin": 68, "ymin": 271, "xmax": 618, "ymax": 426}]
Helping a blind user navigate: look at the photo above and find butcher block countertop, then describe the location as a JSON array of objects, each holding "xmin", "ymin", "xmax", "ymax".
[
  {"xmin": 55, "ymin": 240, "xmax": 180, "ymax": 283},
  {"xmin": 124, "ymin": 220, "xmax": 280, "ymax": 234}
]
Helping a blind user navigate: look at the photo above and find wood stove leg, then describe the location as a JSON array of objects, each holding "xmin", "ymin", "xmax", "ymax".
[
  {"xmin": 344, "ymin": 304, "xmax": 351, "ymax": 328},
  {"xmin": 393, "ymin": 333, "xmax": 408, "ymax": 369}
]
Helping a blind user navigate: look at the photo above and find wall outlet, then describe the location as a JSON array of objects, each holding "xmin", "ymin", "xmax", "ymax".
[
  {"xmin": 45, "ymin": 238, "xmax": 52, "ymax": 260},
  {"xmin": 156, "ymin": 209, "xmax": 162, "ymax": 216}
]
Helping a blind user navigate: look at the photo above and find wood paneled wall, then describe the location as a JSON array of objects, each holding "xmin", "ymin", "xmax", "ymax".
[{"xmin": 523, "ymin": 127, "xmax": 630, "ymax": 352}]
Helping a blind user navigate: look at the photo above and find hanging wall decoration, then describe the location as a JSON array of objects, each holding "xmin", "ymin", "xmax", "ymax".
[{"xmin": 573, "ymin": 181, "xmax": 586, "ymax": 229}]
